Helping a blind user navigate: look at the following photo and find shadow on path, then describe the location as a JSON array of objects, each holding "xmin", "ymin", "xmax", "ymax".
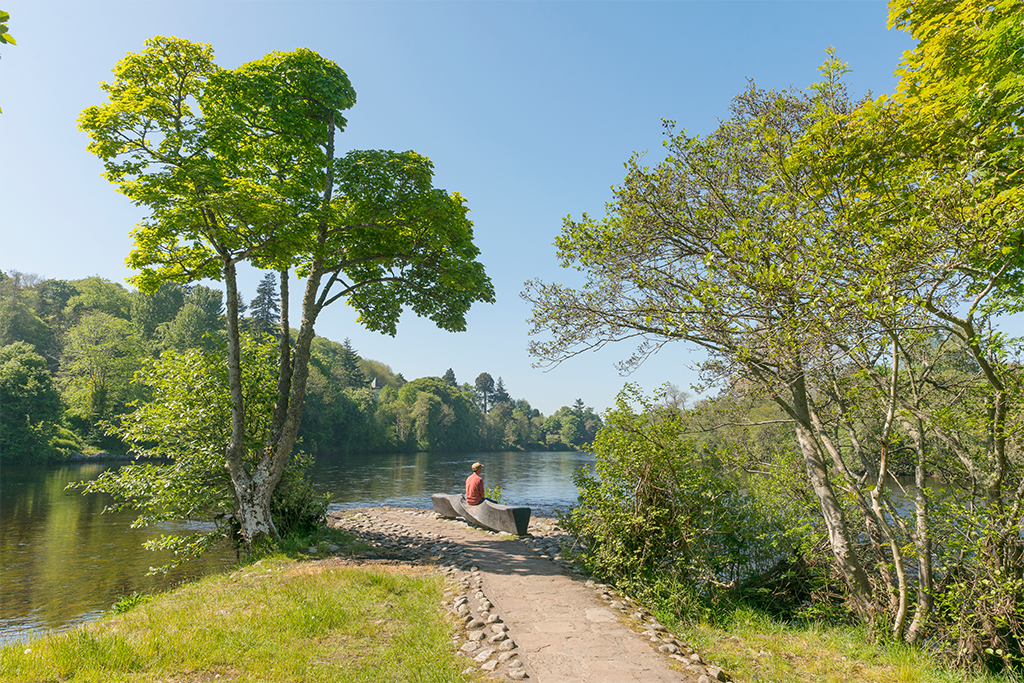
[{"xmin": 361, "ymin": 508, "xmax": 696, "ymax": 683}]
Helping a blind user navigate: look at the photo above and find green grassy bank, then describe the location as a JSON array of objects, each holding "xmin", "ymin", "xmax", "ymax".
[
  {"xmin": 678, "ymin": 606, "xmax": 1010, "ymax": 683},
  {"xmin": 0, "ymin": 554, "xmax": 481, "ymax": 683}
]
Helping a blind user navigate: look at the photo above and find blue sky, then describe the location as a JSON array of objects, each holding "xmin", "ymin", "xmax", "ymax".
[{"xmin": 0, "ymin": 1, "xmax": 914, "ymax": 416}]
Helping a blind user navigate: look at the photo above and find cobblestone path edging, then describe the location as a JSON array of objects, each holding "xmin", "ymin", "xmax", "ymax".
[{"xmin": 327, "ymin": 507, "xmax": 734, "ymax": 683}]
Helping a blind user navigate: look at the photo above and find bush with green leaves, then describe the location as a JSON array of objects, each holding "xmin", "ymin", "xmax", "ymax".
[
  {"xmin": 77, "ymin": 334, "xmax": 328, "ymax": 567},
  {"xmin": 562, "ymin": 386, "xmax": 795, "ymax": 619},
  {"xmin": 927, "ymin": 499, "xmax": 1024, "ymax": 673},
  {"xmin": 0, "ymin": 341, "xmax": 62, "ymax": 462}
]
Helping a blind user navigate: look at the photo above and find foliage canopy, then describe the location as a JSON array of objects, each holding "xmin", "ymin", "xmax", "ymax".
[{"xmin": 79, "ymin": 37, "xmax": 493, "ymax": 547}]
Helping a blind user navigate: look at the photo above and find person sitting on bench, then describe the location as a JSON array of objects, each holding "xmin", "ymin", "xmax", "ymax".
[{"xmin": 465, "ymin": 462, "xmax": 485, "ymax": 505}]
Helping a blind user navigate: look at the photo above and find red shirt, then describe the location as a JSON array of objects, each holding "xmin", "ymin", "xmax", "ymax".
[{"xmin": 465, "ymin": 472, "xmax": 484, "ymax": 505}]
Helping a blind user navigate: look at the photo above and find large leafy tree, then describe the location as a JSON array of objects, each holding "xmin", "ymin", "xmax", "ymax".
[
  {"xmin": 79, "ymin": 37, "xmax": 493, "ymax": 547},
  {"xmin": 525, "ymin": 29, "xmax": 1023, "ymax": 650},
  {"xmin": 0, "ymin": 342, "xmax": 61, "ymax": 462},
  {"xmin": 0, "ymin": 298, "xmax": 53, "ymax": 356},
  {"xmin": 64, "ymin": 276, "xmax": 132, "ymax": 324},
  {"xmin": 524, "ymin": 78, "xmax": 882, "ymax": 617},
  {"xmin": 815, "ymin": 0, "xmax": 1024, "ymax": 653},
  {"xmin": 60, "ymin": 312, "xmax": 147, "ymax": 428},
  {"xmin": 398, "ymin": 376, "xmax": 478, "ymax": 451}
]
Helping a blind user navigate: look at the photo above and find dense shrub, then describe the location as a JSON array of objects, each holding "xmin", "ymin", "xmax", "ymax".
[
  {"xmin": 78, "ymin": 335, "xmax": 331, "ymax": 566},
  {"xmin": 0, "ymin": 342, "xmax": 62, "ymax": 462},
  {"xmin": 928, "ymin": 502, "xmax": 1024, "ymax": 673},
  {"xmin": 270, "ymin": 452, "xmax": 331, "ymax": 536},
  {"xmin": 562, "ymin": 386, "xmax": 794, "ymax": 620}
]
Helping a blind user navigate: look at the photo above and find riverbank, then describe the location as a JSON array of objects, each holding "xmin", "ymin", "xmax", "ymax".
[
  {"xmin": 0, "ymin": 508, "xmax": 1007, "ymax": 683},
  {"xmin": 0, "ymin": 553, "xmax": 475, "ymax": 682},
  {"xmin": 324, "ymin": 508, "xmax": 1015, "ymax": 683},
  {"xmin": 64, "ymin": 451, "xmax": 135, "ymax": 462}
]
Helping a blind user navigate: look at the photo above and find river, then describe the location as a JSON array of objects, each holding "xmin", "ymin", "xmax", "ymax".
[{"xmin": 0, "ymin": 449, "xmax": 593, "ymax": 644}]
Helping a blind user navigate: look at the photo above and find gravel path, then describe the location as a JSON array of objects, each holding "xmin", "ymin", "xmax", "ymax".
[{"xmin": 327, "ymin": 507, "xmax": 732, "ymax": 683}]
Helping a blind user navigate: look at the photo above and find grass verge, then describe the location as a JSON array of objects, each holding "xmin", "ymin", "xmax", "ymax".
[
  {"xmin": 671, "ymin": 605, "xmax": 1010, "ymax": 683},
  {"xmin": 0, "ymin": 554, "xmax": 482, "ymax": 683}
]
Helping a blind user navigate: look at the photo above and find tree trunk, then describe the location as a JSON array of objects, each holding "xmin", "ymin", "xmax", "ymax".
[
  {"xmin": 263, "ymin": 266, "xmax": 324, "ymax": 503},
  {"xmin": 220, "ymin": 258, "xmax": 280, "ymax": 548},
  {"xmin": 905, "ymin": 416, "xmax": 933, "ymax": 643},
  {"xmin": 234, "ymin": 470, "xmax": 279, "ymax": 543},
  {"xmin": 788, "ymin": 376, "xmax": 876, "ymax": 620},
  {"xmin": 235, "ymin": 112, "xmax": 339, "ymax": 546}
]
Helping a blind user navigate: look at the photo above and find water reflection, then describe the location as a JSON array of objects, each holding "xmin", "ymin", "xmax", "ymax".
[
  {"xmin": 0, "ymin": 462, "xmax": 236, "ymax": 644},
  {"xmin": 0, "ymin": 450, "xmax": 593, "ymax": 643}
]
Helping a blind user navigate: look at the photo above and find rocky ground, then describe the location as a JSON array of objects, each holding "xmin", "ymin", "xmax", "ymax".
[{"xmin": 326, "ymin": 507, "xmax": 733, "ymax": 683}]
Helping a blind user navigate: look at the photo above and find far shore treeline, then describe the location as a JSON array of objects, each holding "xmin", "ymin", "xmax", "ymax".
[{"xmin": 0, "ymin": 269, "xmax": 603, "ymax": 462}]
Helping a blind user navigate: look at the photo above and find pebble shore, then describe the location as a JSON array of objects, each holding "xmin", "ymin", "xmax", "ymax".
[{"xmin": 327, "ymin": 507, "xmax": 733, "ymax": 682}]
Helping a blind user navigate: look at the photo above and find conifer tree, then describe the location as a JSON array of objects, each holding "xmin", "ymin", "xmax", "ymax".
[
  {"xmin": 493, "ymin": 377, "xmax": 511, "ymax": 404},
  {"xmin": 249, "ymin": 273, "xmax": 280, "ymax": 338},
  {"xmin": 339, "ymin": 338, "xmax": 366, "ymax": 388},
  {"xmin": 474, "ymin": 372, "xmax": 494, "ymax": 414}
]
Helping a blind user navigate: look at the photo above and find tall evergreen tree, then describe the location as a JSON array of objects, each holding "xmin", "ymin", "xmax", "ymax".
[
  {"xmin": 474, "ymin": 372, "xmax": 494, "ymax": 414},
  {"xmin": 442, "ymin": 368, "xmax": 457, "ymax": 386},
  {"xmin": 249, "ymin": 272, "xmax": 280, "ymax": 338},
  {"xmin": 492, "ymin": 376, "xmax": 511, "ymax": 404},
  {"xmin": 339, "ymin": 338, "xmax": 366, "ymax": 388}
]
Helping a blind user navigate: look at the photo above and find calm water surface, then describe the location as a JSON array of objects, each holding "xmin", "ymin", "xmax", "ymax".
[
  {"xmin": 313, "ymin": 449, "xmax": 594, "ymax": 518},
  {"xmin": 0, "ymin": 450, "xmax": 592, "ymax": 643}
]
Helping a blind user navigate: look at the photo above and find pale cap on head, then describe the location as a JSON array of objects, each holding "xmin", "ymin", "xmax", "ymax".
[{"xmin": 471, "ymin": 462, "xmax": 483, "ymax": 472}]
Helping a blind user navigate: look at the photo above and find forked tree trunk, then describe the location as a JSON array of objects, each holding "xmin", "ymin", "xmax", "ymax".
[
  {"xmin": 228, "ymin": 267, "xmax": 324, "ymax": 550},
  {"xmin": 788, "ymin": 377, "xmax": 876, "ymax": 620},
  {"xmin": 234, "ymin": 469, "xmax": 279, "ymax": 543},
  {"xmin": 226, "ymin": 115, "xmax": 338, "ymax": 550},
  {"xmin": 220, "ymin": 257, "xmax": 280, "ymax": 548}
]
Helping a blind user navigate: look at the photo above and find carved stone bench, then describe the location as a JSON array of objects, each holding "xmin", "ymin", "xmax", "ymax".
[{"xmin": 431, "ymin": 493, "xmax": 531, "ymax": 536}]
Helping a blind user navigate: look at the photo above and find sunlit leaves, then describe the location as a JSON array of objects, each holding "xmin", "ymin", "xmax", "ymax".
[
  {"xmin": 79, "ymin": 37, "xmax": 492, "ymax": 328},
  {"xmin": 0, "ymin": 10, "xmax": 16, "ymax": 45},
  {"xmin": 79, "ymin": 335, "xmax": 281, "ymax": 562},
  {"xmin": 81, "ymin": 37, "xmax": 493, "ymax": 547},
  {"xmin": 524, "ymin": 83, "xmax": 853, "ymax": 383},
  {"xmin": 0, "ymin": 9, "xmax": 14, "ymax": 113}
]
